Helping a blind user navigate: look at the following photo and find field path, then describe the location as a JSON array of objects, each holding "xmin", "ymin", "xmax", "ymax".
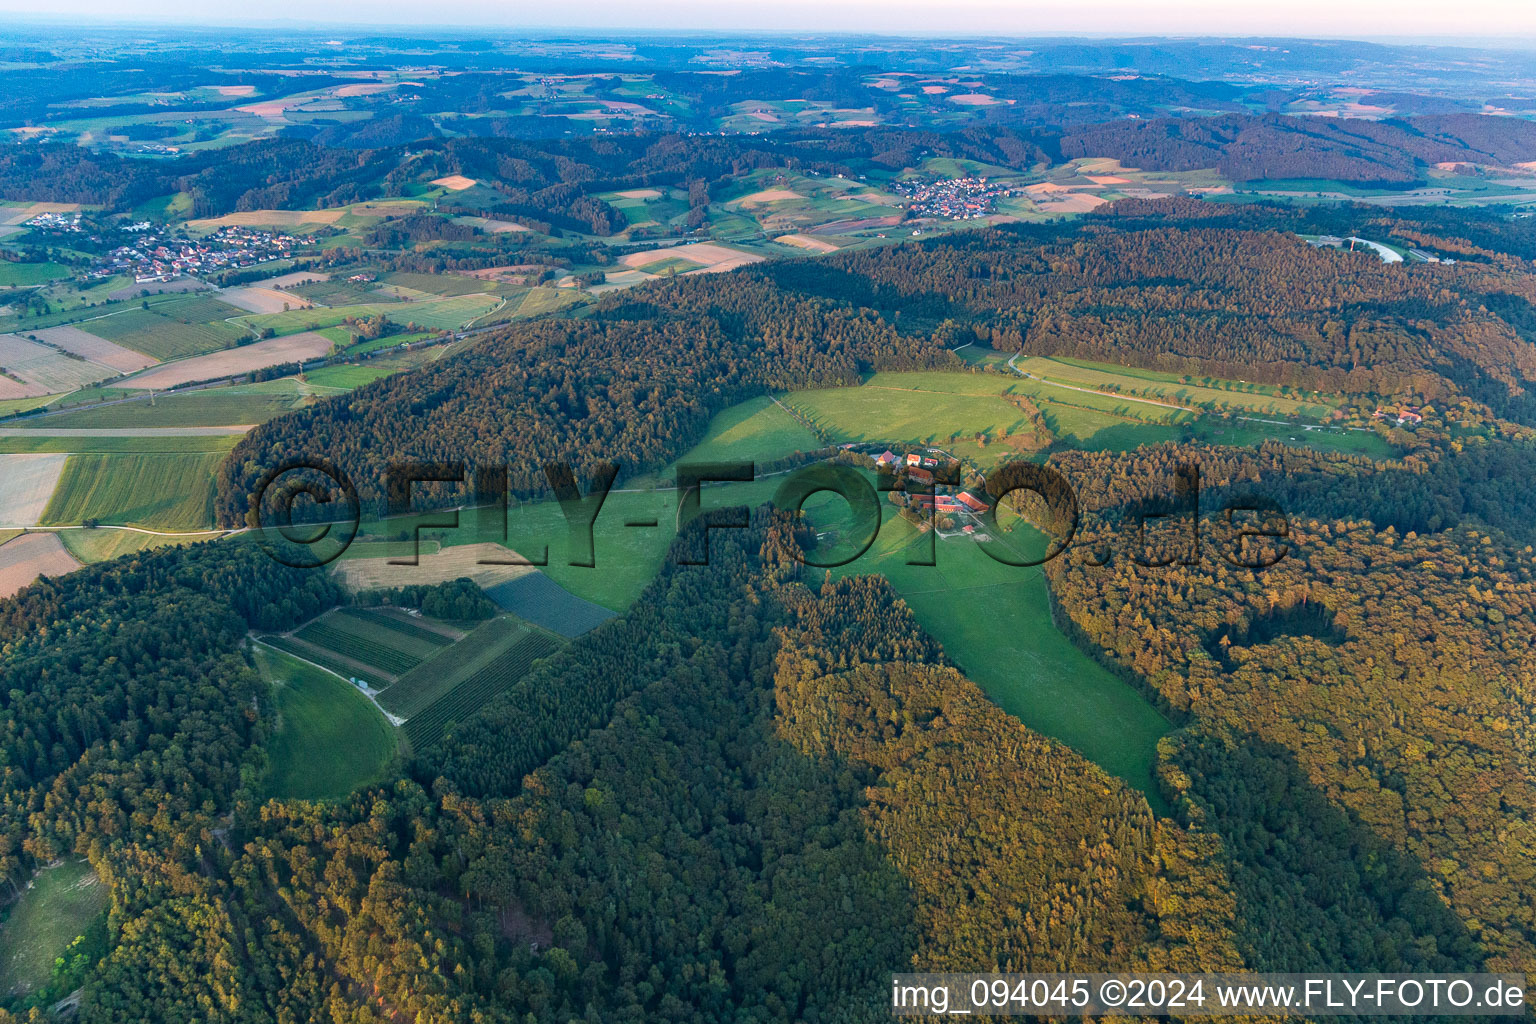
[
  {"xmin": 0, "ymin": 426, "xmax": 252, "ymax": 437},
  {"xmin": 250, "ymin": 636, "xmax": 406, "ymax": 726},
  {"xmin": 1006, "ymin": 352, "xmax": 1191, "ymax": 412}
]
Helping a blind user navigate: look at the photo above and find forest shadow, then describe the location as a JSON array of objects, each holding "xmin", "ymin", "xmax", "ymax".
[{"xmin": 1168, "ymin": 728, "xmax": 1485, "ymax": 975}]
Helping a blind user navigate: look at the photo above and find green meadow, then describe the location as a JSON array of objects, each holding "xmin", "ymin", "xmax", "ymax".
[
  {"xmin": 20, "ymin": 379, "xmax": 316, "ymax": 429},
  {"xmin": 821, "ymin": 500, "xmax": 1171, "ymax": 806},
  {"xmin": 40, "ymin": 452, "xmax": 223, "ymax": 530},
  {"xmin": 255, "ymin": 646, "xmax": 399, "ymax": 801},
  {"xmin": 0, "ymin": 859, "xmax": 107, "ymax": 998}
]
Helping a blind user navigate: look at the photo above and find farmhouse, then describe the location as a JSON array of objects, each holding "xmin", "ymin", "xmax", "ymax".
[
  {"xmin": 875, "ymin": 450, "xmax": 898, "ymax": 468},
  {"xmin": 910, "ymin": 494, "xmax": 964, "ymax": 513},
  {"xmin": 905, "ymin": 453, "xmax": 923, "ymax": 467},
  {"xmin": 906, "ymin": 467, "xmax": 934, "ymax": 486},
  {"xmin": 958, "ymin": 491, "xmax": 990, "ymax": 513}
]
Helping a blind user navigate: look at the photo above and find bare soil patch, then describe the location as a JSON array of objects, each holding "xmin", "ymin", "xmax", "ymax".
[
  {"xmin": 121, "ymin": 332, "xmax": 332, "ymax": 390},
  {"xmin": 220, "ymin": 287, "xmax": 312, "ymax": 313},
  {"xmin": 621, "ymin": 242, "xmax": 762, "ymax": 273},
  {"xmin": 333, "ymin": 542, "xmax": 537, "ymax": 591},
  {"xmin": 0, "ymin": 532, "xmax": 80, "ymax": 598},
  {"xmin": 736, "ymin": 188, "xmax": 803, "ymax": 204},
  {"xmin": 189, "ymin": 209, "xmax": 344, "ymax": 229},
  {"xmin": 31, "ymin": 326, "xmax": 157, "ymax": 373},
  {"xmin": 774, "ymin": 233, "xmax": 840, "ymax": 253},
  {"xmin": 431, "ymin": 175, "xmax": 477, "ymax": 191},
  {"xmin": 0, "ymin": 454, "xmax": 67, "ymax": 524}
]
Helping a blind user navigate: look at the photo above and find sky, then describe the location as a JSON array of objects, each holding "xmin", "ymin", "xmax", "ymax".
[{"xmin": 3, "ymin": 0, "xmax": 1536, "ymax": 40}]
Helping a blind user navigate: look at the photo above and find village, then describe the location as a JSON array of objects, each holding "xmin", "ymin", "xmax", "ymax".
[
  {"xmin": 889, "ymin": 176, "xmax": 1018, "ymax": 219},
  {"xmin": 90, "ymin": 225, "xmax": 314, "ymax": 284}
]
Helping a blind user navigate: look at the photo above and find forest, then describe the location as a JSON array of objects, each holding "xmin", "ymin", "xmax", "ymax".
[{"xmin": 5, "ymin": 106, "xmax": 1535, "ymax": 229}]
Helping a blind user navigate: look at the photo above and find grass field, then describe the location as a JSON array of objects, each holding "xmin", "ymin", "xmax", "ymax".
[
  {"xmin": 254, "ymin": 646, "xmax": 397, "ymax": 801},
  {"xmin": 0, "ymin": 859, "xmax": 106, "ymax": 997},
  {"xmin": 21, "ymin": 380, "xmax": 314, "ymax": 428},
  {"xmin": 39, "ymin": 452, "xmax": 221, "ymax": 530},
  {"xmin": 824, "ymin": 504, "xmax": 1171, "ymax": 806},
  {"xmin": 0, "ymin": 393, "xmax": 59, "ymax": 418},
  {"xmin": 233, "ymin": 294, "xmax": 500, "ymax": 335},
  {"xmin": 784, "ymin": 375, "xmax": 1036, "ymax": 465},
  {"xmin": 0, "ymin": 434, "xmax": 239, "ymax": 454},
  {"xmin": 1013, "ymin": 355, "xmax": 1338, "ymax": 420},
  {"xmin": 0, "ymin": 262, "xmax": 71, "ymax": 288},
  {"xmin": 57, "ymin": 527, "xmax": 222, "ymax": 563},
  {"xmin": 302, "ymin": 350, "xmax": 436, "ymax": 389},
  {"xmin": 673, "ymin": 395, "xmax": 824, "ymax": 466},
  {"xmin": 80, "ymin": 307, "xmax": 249, "ymax": 361}
]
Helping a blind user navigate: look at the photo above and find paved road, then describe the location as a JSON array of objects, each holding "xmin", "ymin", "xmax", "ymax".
[
  {"xmin": 0, "ymin": 426, "xmax": 253, "ymax": 437},
  {"xmin": 0, "ymin": 524, "xmax": 241, "ymax": 537}
]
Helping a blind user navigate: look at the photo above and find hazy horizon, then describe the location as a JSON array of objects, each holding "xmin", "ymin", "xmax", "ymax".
[{"xmin": 2, "ymin": 0, "xmax": 1535, "ymax": 44}]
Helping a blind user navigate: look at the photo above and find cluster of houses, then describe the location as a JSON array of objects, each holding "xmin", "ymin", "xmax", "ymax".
[
  {"xmin": 22, "ymin": 211, "xmax": 82, "ymax": 233},
  {"xmin": 91, "ymin": 226, "xmax": 312, "ymax": 284},
  {"xmin": 872, "ymin": 449, "xmax": 991, "ymax": 518},
  {"xmin": 889, "ymin": 176, "xmax": 1017, "ymax": 219}
]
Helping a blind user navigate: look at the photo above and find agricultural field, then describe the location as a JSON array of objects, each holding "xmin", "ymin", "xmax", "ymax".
[
  {"xmin": 57, "ymin": 527, "xmax": 222, "ymax": 563},
  {"xmin": 331, "ymin": 540, "xmax": 539, "ymax": 592},
  {"xmin": 120, "ymin": 331, "xmax": 333, "ymax": 390},
  {"xmin": 0, "ymin": 859, "xmax": 107, "ymax": 998},
  {"xmin": 231, "ymin": 293, "xmax": 500, "ymax": 335},
  {"xmin": 0, "ymin": 454, "xmax": 67, "ymax": 524},
  {"xmin": 78, "ymin": 306, "xmax": 249, "ymax": 361},
  {"xmin": 253, "ymin": 646, "xmax": 398, "ymax": 802},
  {"xmin": 618, "ymin": 242, "xmax": 762, "ymax": 276},
  {"xmin": 22, "ymin": 378, "xmax": 320, "ymax": 428},
  {"xmin": 219, "ymin": 286, "xmax": 311, "ymax": 314},
  {"xmin": 0, "ymin": 334, "xmax": 118, "ymax": 394},
  {"xmin": 0, "ymin": 262, "xmax": 71, "ymax": 288},
  {"xmin": 39, "ymin": 452, "xmax": 222, "ymax": 530},
  {"xmin": 379, "ymin": 271, "xmax": 510, "ymax": 297},
  {"xmin": 400, "ymin": 628, "xmax": 565, "ymax": 749},
  {"xmin": 0, "ymin": 533, "xmax": 81, "ymax": 599},
  {"xmin": 0, "ymin": 393, "xmax": 57, "ymax": 417},
  {"xmin": 0, "ymin": 433, "xmax": 240, "ymax": 454},
  {"xmin": 1012, "ymin": 355, "xmax": 1340, "ymax": 420},
  {"xmin": 285, "ymin": 279, "xmax": 385, "ymax": 307},
  {"xmin": 27, "ymin": 326, "xmax": 157, "ymax": 374},
  {"xmin": 483, "ymin": 573, "xmax": 616, "ymax": 638},
  {"xmin": 264, "ymin": 603, "xmax": 567, "ymax": 752},
  {"xmin": 376, "ymin": 615, "xmax": 525, "ymax": 718},
  {"xmin": 509, "ymin": 287, "xmax": 585, "ymax": 319}
]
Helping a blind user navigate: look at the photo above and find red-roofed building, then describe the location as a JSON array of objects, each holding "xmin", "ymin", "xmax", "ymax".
[
  {"xmin": 875, "ymin": 450, "xmax": 899, "ymax": 467},
  {"xmin": 958, "ymin": 491, "xmax": 990, "ymax": 513}
]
